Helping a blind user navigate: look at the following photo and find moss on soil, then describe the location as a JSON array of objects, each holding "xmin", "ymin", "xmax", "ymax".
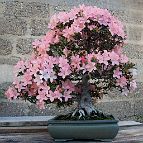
[{"xmin": 54, "ymin": 112, "xmax": 115, "ymax": 121}]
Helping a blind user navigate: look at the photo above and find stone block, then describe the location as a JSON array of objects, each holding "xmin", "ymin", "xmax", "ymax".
[
  {"xmin": 0, "ymin": 65, "xmax": 14, "ymax": 84},
  {"xmin": 133, "ymin": 82, "xmax": 143, "ymax": 98},
  {"xmin": 123, "ymin": 44, "xmax": 143, "ymax": 59},
  {"xmin": 128, "ymin": 0, "xmax": 143, "ymax": 11},
  {"xmin": 112, "ymin": 10, "xmax": 143, "ymax": 24},
  {"xmin": 4, "ymin": 1, "xmax": 49, "ymax": 18},
  {"xmin": 0, "ymin": 2, "xmax": 5, "ymax": 15},
  {"xmin": 107, "ymin": 0, "xmax": 128, "ymax": 10},
  {"xmin": 16, "ymin": 38, "xmax": 33, "ymax": 55},
  {"xmin": 96, "ymin": 100, "xmax": 134, "ymax": 120},
  {"xmin": 0, "ymin": 101, "xmax": 30, "ymax": 117},
  {"xmin": 30, "ymin": 19, "xmax": 48, "ymax": 36},
  {"xmin": 0, "ymin": 38, "xmax": 13, "ymax": 55},
  {"xmin": 0, "ymin": 18, "xmax": 27, "ymax": 36},
  {"xmin": 130, "ymin": 59, "xmax": 143, "ymax": 82},
  {"xmin": 0, "ymin": 56, "xmax": 20, "ymax": 65},
  {"xmin": 134, "ymin": 99, "xmax": 143, "ymax": 116},
  {"xmin": 128, "ymin": 26, "xmax": 142, "ymax": 41}
]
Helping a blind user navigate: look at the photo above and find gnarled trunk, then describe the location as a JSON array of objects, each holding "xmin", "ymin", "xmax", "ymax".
[
  {"xmin": 72, "ymin": 74, "xmax": 98, "ymax": 118},
  {"xmin": 79, "ymin": 74, "xmax": 96, "ymax": 115}
]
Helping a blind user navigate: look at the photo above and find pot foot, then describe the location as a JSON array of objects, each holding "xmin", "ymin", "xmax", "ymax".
[{"xmin": 54, "ymin": 139, "xmax": 71, "ymax": 142}]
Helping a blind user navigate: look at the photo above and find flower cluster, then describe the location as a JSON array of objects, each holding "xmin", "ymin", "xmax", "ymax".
[{"xmin": 5, "ymin": 5, "xmax": 137, "ymax": 109}]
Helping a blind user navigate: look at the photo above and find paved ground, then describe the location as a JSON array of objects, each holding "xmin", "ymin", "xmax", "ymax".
[{"xmin": 0, "ymin": 116, "xmax": 143, "ymax": 143}]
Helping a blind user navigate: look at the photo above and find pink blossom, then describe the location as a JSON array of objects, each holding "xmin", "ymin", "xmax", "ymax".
[
  {"xmin": 81, "ymin": 56, "xmax": 87, "ymax": 64},
  {"xmin": 47, "ymin": 90, "xmax": 62, "ymax": 102},
  {"xmin": 63, "ymin": 27, "xmax": 75, "ymax": 40},
  {"xmin": 59, "ymin": 56, "xmax": 69, "ymax": 68},
  {"xmin": 47, "ymin": 90, "xmax": 55, "ymax": 102},
  {"xmin": 62, "ymin": 79, "xmax": 75, "ymax": 92},
  {"xmin": 36, "ymin": 93, "xmax": 48, "ymax": 102},
  {"xmin": 22, "ymin": 71, "xmax": 32, "ymax": 86},
  {"xmin": 109, "ymin": 51, "xmax": 119, "ymax": 65},
  {"xmin": 96, "ymin": 50, "xmax": 110, "ymax": 65},
  {"xmin": 63, "ymin": 90, "xmax": 72, "ymax": 102},
  {"xmin": 113, "ymin": 68, "xmax": 122, "ymax": 79},
  {"xmin": 5, "ymin": 87, "xmax": 18, "ymax": 100},
  {"xmin": 36, "ymin": 101, "xmax": 45, "ymax": 109},
  {"xmin": 14, "ymin": 60, "xmax": 26, "ymax": 74},
  {"xmin": 114, "ymin": 45, "xmax": 122, "ymax": 55},
  {"xmin": 57, "ymin": 12, "xmax": 69, "ymax": 23},
  {"xmin": 58, "ymin": 67, "xmax": 71, "ymax": 79},
  {"xmin": 13, "ymin": 80, "xmax": 25, "ymax": 92},
  {"xmin": 58, "ymin": 57, "xmax": 71, "ymax": 78},
  {"xmin": 116, "ymin": 76, "xmax": 127, "ymax": 88},
  {"xmin": 29, "ymin": 82, "xmax": 38, "ymax": 95},
  {"xmin": 71, "ymin": 55, "xmax": 81, "ymax": 70},
  {"xmin": 85, "ymin": 62, "xmax": 96, "ymax": 72},
  {"xmin": 48, "ymin": 14, "xmax": 59, "ymax": 29},
  {"xmin": 34, "ymin": 74, "xmax": 43, "ymax": 86},
  {"xmin": 32, "ymin": 39, "xmax": 41, "ymax": 49},
  {"xmin": 54, "ymin": 90, "xmax": 63, "ymax": 102},
  {"xmin": 63, "ymin": 48, "xmax": 69, "ymax": 57}
]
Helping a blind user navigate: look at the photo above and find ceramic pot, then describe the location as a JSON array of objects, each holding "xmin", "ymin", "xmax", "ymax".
[{"xmin": 48, "ymin": 117, "xmax": 119, "ymax": 142}]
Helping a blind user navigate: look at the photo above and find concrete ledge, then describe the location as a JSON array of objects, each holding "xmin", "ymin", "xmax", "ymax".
[
  {"xmin": 0, "ymin": 116, "xmax": 53, "ymax": 127},
  {"xmin": 0, "ymin": 116, "xmax": 142, "ymax": 133}
]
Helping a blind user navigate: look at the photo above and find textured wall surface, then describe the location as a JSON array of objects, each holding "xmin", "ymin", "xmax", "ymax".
[{"xmin": 0, "ymin": 0, "xmax": 143, "ymax": 119}]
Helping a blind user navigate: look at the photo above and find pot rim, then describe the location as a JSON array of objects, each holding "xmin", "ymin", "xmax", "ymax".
[{"xmin": 48, "ymin": 117, "xmax": 119, "ymax": 124}]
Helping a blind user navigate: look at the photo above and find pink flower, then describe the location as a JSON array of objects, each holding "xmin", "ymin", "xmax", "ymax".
[
  {"xmin": 22, "ymin": 72, "xmax": 32, "ymax": 86},
  {"xmin": 36, "ymin": 101, "xmax": 45, "ymax": 109},
  {"xmin": 63, "ymin": 27, "xmax": 74, "ymax": 40},
  {"xmin": 47, "ymin": 90, "xmax": 63, "ymax": 102},
  {"xmin": 58, "ymin": 56, "xmax": 71, "ymax": 78},
  {"xmin": 116, "ymin": 76, "xmax": 127, "ymax": 88},
  {"xmin": 109, "ymin": 51, "xmax": 119, "ymax": 65},
  {"xmin": 58, "ymin": 67, "xmax": 71, "ymax": 79},
  {"xmin": 47, "ymin": 90, "xmax": 55, "ymax": 102},
  {"xmin": 48, "ymin": 14, "xmax": 59, "ymax": 29},
  {"xmin": 34, "ymin": 74, "xmax": 43, "ymax": 86},
  {"xmin": 57, "ymin": 12, "xmax": 69, "ymax": 23},
  {"xmin": 54, "ymin": 90, "xmax": 63, "ymax": 102},
  {"xmin": 81, "ymin": 56, "xmax": 87, "ymax": 64},
  {"xmin": 114, "ymin": 45, "xmax": 122, "ymax": 55},
  {"xmin": 63, "ymin": 90, "xmax": 72, "ymax": 102},
  {"xmin": 63, "ymin": 48, "xmax": 69, "ymax": 57},
  {"xmin": 13, "ymin": 80, "xmax": 25, "ymax": 92},
  {"xmin": 85, "ymin": 62, "xmax": 96, "ymax": 72},
  {"xmin": 29, "ymin": 82, "xmax": 38, "ymax": 95},
  {"xmin": 71, "ymin": 55, "xmax": 81, "ymax": 70},
  {"xmin": 113, "ymin": 68, "xmax": 122, "ymax": 79},
  {"xmin": 14, "ymin": 60, "xmax": 26, "ymax": 75},
  {"xmin": 5, "ymin": 87, "xmax": 18, "ymax": 100},
  {"xmin": 62, "ymin": 79, "xmax": 75, "ymax": 92},
  {"xmin": 96, "ymin": 50, "xmax": 110, "ymax": 65},
  {"xmin": 32, "ymin": 39, "xmax": 41, "ymax": 49},
  {"xmin": 36, "ymin": 93, "xmax": 48, "ymax": 102}
]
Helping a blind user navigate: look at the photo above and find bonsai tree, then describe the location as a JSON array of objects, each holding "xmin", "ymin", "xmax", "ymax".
[{"xmin": 5, "ymin": 5, "xmax": 137, "ymax": 120}]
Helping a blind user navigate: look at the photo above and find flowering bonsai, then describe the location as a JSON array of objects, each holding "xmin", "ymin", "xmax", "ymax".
[{"xmin": 5, "ymin": 5, "xmax": 137, "ymax": 120}]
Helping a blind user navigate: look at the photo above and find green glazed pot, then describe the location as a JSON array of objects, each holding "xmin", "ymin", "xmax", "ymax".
[{"xmin": 48, "ymin": 117, "xmax": 119, "ymax": 142}]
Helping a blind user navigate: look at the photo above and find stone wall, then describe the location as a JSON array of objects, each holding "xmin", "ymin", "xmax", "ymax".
[{"xmin": 0, "ymin": 0, "xmax": 143, "ymax": 119}]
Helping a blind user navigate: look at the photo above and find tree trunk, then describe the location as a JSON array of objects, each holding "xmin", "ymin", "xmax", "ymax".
[
  {"xmin": 72, "ymin": 74, "xmax": 97, "ymax": 118},
  {"xmin": 79, "ymin": 74, "xmax": 96, "ymax": 115}
]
